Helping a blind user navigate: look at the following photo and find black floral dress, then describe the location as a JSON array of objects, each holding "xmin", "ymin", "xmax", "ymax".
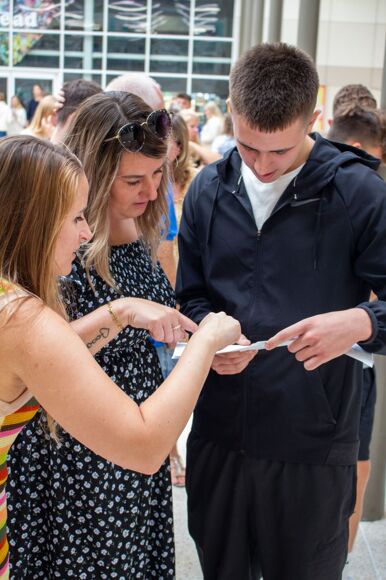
[{"xmin": 7, "ymin": 241, "xmax": 176, "ymax": 579}]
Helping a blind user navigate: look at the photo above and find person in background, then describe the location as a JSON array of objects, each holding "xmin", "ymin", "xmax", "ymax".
[
  {"xmin": 179, "ymin": 108, "xmax": 221, "ymax": 167},
  {"xmin": 175, "ymin": 92, "xmax": 192, "ymax": 111},
  {"xmin": 0, "ymin": 134, "xmax": 240, "ymax": 580},
  {"xmin": 155, "ymin": 113, "xmax": 198, "ymax": 487},
  {"xmin": 200, "ymin": 101, "xmax": 224, "ymax": 147},
  {"xmin": 26, "ymin": 83, "xmax": 44, "ymax": 124},
  {"xmin": 328, "ymin": 102, "xmax": 383, "ymax": 578},
  {"xmin": 331, "ymin": 83, "xmax": 386, "ymax": 182},
  {"xmin": 332, "ymin": 83, "xmax": 377, "ymax": 119},
  {"xmin": 170, "ymin": 113, "xmax": 197, "ymax": 223},
  {"xmin": 21, "ymin": 94, "xmax": 56, "ymax": 139},
  {"xmin": 8, "ymin": 95, "xmax": 27, "ymax": 136},
  {"xmin": 51, "ymin": 78, "xmax": 102, "ymax": 144},
  {"xmin": 0, "ymin": 92, "xmax": 11, "ymax": 137},
  {"xmin": 106, "ymin": 72, "xmax": 164, "ymax": 110},
  {"xmin": 328, "ymin": 104, "xmax": 383, "ymax": 159},
  {"xmin": 179, "ymin": 107, "xmax": 200, "ymax": 143},
  {"xmin": 211, "ymin": 112, "xmax": 236, "ymax": 157}
]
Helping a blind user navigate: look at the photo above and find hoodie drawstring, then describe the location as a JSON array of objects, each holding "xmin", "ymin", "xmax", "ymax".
[
  {"xmin": 205, "ymin": 173, "xmax": 243, "ymax": 246},
  {"xmin": 313, "ymin": 194, "xmax": 324, "ymax": 271},
  {"xmin": 205, "ymin": 180, "xmax": 221, "ymax": 247}
]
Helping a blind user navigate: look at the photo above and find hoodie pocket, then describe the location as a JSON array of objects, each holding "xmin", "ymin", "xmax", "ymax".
[
  {"xmin": 271, "ymin": 357, "xmax": 338, "ymax": 442},
  {"xmin": 302, "ymin": 367, "xmax": 337, "ymax": 426}
]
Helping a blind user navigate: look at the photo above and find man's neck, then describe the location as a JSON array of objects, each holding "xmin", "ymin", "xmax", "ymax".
[{"xmin": 287, "ymin": 134, "xmax": 315, "ymax": 174}]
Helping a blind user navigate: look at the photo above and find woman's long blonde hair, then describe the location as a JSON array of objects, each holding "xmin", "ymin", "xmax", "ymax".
[
  {"xmin": 64, "ymin": 91, "xmax": 169, "ymax": 289},
  {"xmin": 171, "ymin": 114, "xmax": 195, "ymax": 195},
  {"xmin": 0, "ymin": 135, "xmax": 83, "ymax": 315},
  {"xmin": 28, "ymin": 94, "xmax": 55, "ymax": 137}
]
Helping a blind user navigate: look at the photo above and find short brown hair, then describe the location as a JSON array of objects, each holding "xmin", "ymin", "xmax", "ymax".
[
  {"xmin": 230, "ymin": 43, "xmax": 319, "ymax": 131},
  {"xmin": 56, "ymin": 79, "xmax": 102, "ymax": 125},
  {"xmin": 333, "ymin": 84, "xmax": 376, "ymax": 117},
  {"xmin": 328, "ymin": 105, "xmax": 382, "ymax": 150}
]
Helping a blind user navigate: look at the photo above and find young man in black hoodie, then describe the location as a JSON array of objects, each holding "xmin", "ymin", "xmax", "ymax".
[{"xmin": 176, "ymin": 43, "xmax": 386, "ymax": 580}]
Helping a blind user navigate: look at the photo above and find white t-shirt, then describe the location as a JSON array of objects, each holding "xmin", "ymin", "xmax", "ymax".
[{"xmin": 241, "ymin": 161, "xmax": 304, "ymax": 231}]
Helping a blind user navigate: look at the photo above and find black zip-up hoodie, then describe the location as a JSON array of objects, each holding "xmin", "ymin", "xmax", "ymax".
[{"xmin": 176, "ymin": 133, "xmax": 386, "ymax": 465}]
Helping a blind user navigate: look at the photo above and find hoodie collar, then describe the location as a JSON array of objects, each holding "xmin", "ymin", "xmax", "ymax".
[{"xmin": 216, "ymin": 133, "xmax": 380, "ymax": 201}]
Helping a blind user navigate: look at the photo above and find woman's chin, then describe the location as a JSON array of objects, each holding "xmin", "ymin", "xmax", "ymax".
[{"xmin": 55, "ymin": 259, "xmax": 74, "ymax": 277}]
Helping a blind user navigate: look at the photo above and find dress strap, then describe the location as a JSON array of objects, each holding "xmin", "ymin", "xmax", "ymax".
[
  {"xmin": 0, "ymin": 279, "xmax": 26, "ymax": 314},
  {"xmin": 0, "ymin": 279, "xmax": 14, "ymax": 295}
]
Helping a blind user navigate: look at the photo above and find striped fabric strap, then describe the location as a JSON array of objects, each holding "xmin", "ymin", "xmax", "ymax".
[{"xmin": 0, "ymin": 280, "xmax": 13, "ymax": 296}]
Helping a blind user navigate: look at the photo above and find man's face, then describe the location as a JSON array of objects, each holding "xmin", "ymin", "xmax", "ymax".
[
  {"xmin": 33, "ymin": 84, "xmax": 43, "ymax": 99},
  {"xmin": 232, "ymin": 112, "xmax": 318, "ymax": 183},
  {"xmin": 176, "ymin": 97, "xmax": 191, "ymax": 110}
]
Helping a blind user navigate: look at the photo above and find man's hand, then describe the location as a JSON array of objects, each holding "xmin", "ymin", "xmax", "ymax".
[
  {"xmin": 266, "ymin": 308, "xmax": 373, "ymax": 371},
  {"xmin": 211, "ymin": 334, "xmax": 257, "ymax": 375}
]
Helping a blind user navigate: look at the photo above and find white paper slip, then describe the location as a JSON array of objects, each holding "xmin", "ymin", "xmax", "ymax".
[
  {"xmin": 215, "ymin": 339, "xmax": 293, "ymax": 354},
  {"xmin": 172, "ymin": 340, "xmax": 374, "ymax": 367},
  {"xmin": 172, "ymin": 339, "xmax": 292, "ymax": 359},
  {"xmin": 348, "ymin": 344, "xmax": 374, "ymax": 367}
]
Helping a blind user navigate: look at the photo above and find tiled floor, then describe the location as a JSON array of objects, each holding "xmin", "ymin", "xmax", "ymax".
[
  {"xmin": 348, "ymin": 520, "xmax": 386, "ymax": 579},
  {"xmin": 173, "ymin": 486, "xmax": 386, "ymax": 579}
]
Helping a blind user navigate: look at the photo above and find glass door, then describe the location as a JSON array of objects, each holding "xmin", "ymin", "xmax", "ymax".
[{"xmin": 12, "ymin": 73, "xmax": 57, "ymax": 109}]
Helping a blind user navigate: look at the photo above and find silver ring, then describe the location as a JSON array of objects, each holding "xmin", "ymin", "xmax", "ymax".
[{"xmin": 172, "ymin": 324, "xmax": 181, "ymax": 331}]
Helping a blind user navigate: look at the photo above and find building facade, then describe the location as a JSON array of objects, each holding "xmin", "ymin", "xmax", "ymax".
[
  {"xmin": 0, "ymin": 0, "xmax": 240, "ymax": 104},
  {"xmin": 0, "ymin": 1, "xmax": 384, "ymax": 127}
]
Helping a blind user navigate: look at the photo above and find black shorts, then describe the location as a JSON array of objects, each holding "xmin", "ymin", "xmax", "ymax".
[
  {"xmin": 358, "ymin": 367, "xmax": 376, "ymax": 462},
  {"xmin": 186, "ymin": 433, "xmax": 356, "ymax": 580}
]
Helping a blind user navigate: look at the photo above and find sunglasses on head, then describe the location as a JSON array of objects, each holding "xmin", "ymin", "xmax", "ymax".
[{"xmin": 104, "ymin": 109, "xmax": 172, "ymax": 153}]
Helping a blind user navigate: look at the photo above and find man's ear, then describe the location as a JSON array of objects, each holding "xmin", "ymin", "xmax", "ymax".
[
  {"xmin": 351, "ymin": 141, "xmax": 363, "ymax": 149},
  {"xmin": 226, "ymin": 97, "xmax": 232, "ymax": 113},
  {"xmin": 308, "ymin": 109, "xmax": 320, "ymax": 131}
]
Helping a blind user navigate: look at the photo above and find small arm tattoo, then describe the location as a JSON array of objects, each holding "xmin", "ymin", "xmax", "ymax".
[{"xmin": 86, "ymin": 327, "xmax": 110, "ymax": 349}]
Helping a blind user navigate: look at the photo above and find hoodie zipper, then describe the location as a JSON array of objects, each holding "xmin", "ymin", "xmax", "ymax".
[{"xmin": 241, "ymin": 226, "xmax": 262, "ymax": 452}]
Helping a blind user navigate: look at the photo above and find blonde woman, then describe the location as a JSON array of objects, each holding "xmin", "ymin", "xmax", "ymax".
[
  {"xmin": 8, "ymin": 96, "xmax": 27, "ymax": 136},
  {"xmin": 179, "ymin": 108, "xmax": 221, "ymax": 167},
  {"xmin": 21, "ymin": 94, "xmax": 55, "ymax": 139},
  {"xmin": 0, "ymin": 135, "xmax": 240, "ymax": 580},
  {"xmin": 8, "ymin": 92, "xmax": 225, "ymax": 578},
  {"xmin": 200, "ymin": 101, "xmax": 224, "ymax": 147},
  {"xmin": 170, "ymin": 113, "xmax": 197, "ymax": 211}
]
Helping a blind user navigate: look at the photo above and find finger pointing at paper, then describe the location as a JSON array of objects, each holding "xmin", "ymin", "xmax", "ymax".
[{"xmin": 265, "ymin": 308, "xmax": 373, "ymax": 371}]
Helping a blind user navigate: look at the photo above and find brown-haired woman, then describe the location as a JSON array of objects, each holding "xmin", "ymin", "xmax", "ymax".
[
  {"xmin": 0, "ymin": 135, "xmax": 240, "ymax": 579},
  {"xmin": 7, "ymin": 92, "xmax": 226, "ymax": 578},
  {"xmin": 170, "ymin": 113, "xmax": 197, "ymax": 206}
]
